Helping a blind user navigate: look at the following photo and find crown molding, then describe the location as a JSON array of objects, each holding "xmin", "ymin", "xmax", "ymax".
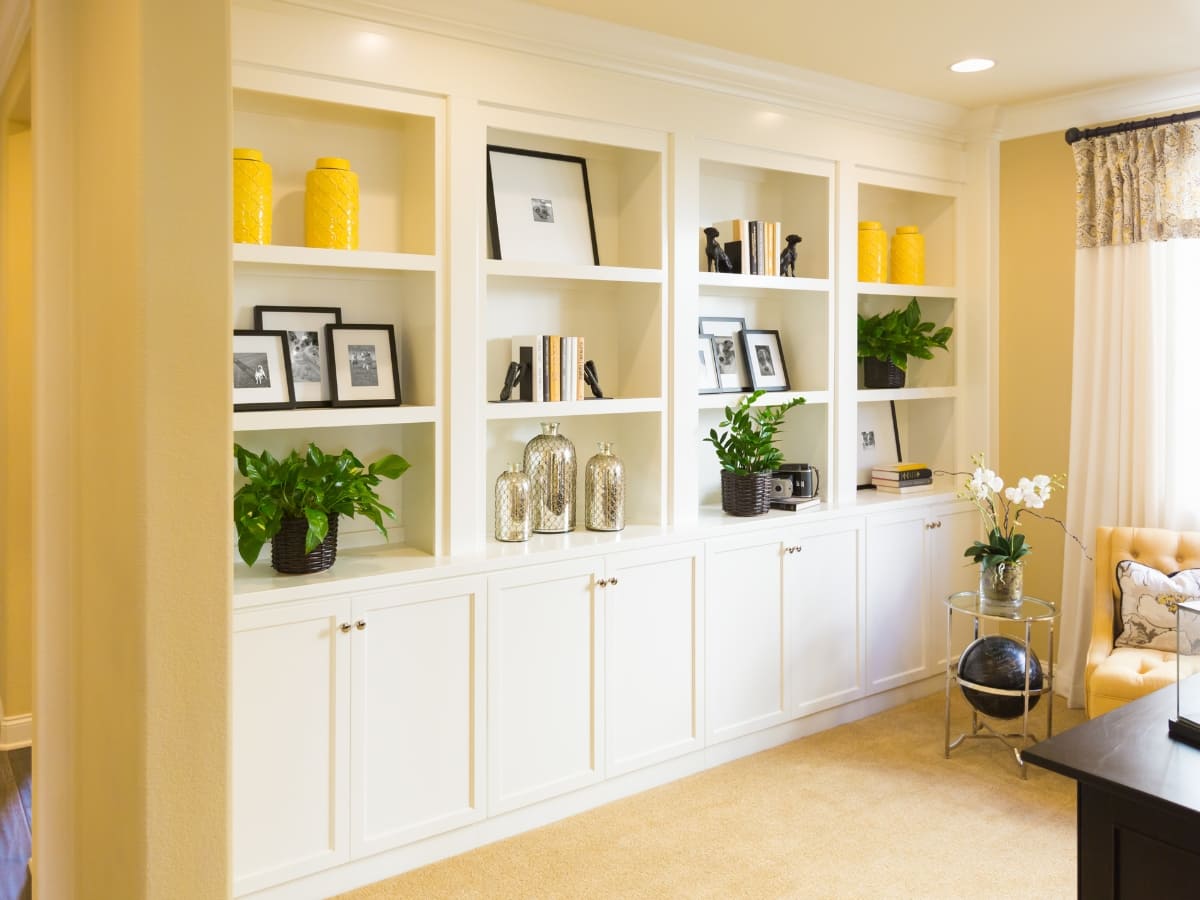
[
  {"xmin": 997, "ymin": 68, "xmax": 1200, "ymax": 141},
  {"xmin": 0, "ymin": 0, "xmax": 29, "ymax": 92},
  {"xmin": 262, "ymin": 0, "xmax": 971, "ymax": 143}
]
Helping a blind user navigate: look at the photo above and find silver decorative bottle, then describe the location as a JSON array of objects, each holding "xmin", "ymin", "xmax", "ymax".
[
  {"xmin": 585, "ymin": 441, "xmax": 625, "ymax": 531},
  {"xmin": 494, "ymin": 463, "xmax": 532, "ymax": 542},
  {"xmin": 523, "ymin": 422, "xmax": 576, "ymax": 533}
]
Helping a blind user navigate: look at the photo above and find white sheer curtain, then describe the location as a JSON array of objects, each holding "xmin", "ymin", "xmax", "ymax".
[{"xmin": 1057, "ymin": 121, "xmax": 1200, "ymax": 706}]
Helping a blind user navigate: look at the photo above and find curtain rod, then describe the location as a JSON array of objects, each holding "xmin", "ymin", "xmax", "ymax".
[{"xmin": 1065, "ymin": 108, "xmax": 1200, "ymax": 144}]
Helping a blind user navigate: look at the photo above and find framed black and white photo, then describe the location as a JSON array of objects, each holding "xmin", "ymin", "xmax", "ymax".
[
  {"xmin": 698, "ymin": 315, "xmax": 751, "ymax": 392},
  {"xmin": 857, "ymin": 400, "xmax": 902, "ymax": 487},
  {"xmin": 325, "ymin": 323, "xmax": 401, "ymax": 407},
  {"xmin": 486, "ymin": 145, "xmax": 599, "ymax": 265},
  {"xmin": 697, "ymin": 334, "xmax": 722, "ymax": 394},
  {"xmin": 253, "ymin": 305, "xmax": 342, "ymax": 407},
  {"xmin": 739, "ymin": 329, "xmax": 790, "ymax": 392},
  {"xmin": 232, "ymin": 330, "xmax": 295, "ymax": 412}
]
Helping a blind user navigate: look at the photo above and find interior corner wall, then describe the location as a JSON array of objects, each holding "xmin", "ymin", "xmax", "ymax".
[{"xmin": 998, "ymin": 132, "xmax": 1076, "ymax": 605}]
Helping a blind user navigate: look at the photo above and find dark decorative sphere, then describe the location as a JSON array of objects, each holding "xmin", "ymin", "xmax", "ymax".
[{"xmin": 957, "ymin": 635, "xmax": 1043, "ymax": 719}]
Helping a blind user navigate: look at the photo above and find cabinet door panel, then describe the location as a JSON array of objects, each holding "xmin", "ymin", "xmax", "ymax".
[
  {"xmin": 865, "ymin": 511, "xmax": 929, "ymax": 691},
  {"xmin": 488, "ymin": 560, "xmax": 602, "ymax": 813},
  {"xmin": 233, "ymin": 598, "xmax": 351, "ymax": 895},
  {"xmin": 605, "ymin": 543, "xmax": 703, "ymax": 776},
  {"xmin": 350, "ymin": 576, "xmax": 485, "ymax": 857},
  {"xmin": 706, "ymin": 533, "xmax": 787, "ymax": 742},
  {"xmin": 788, "ymin": 524, "xmax": 863, "ymax": 716},
  {"xmin": 927, "ymin": 506, "xmax": 981, "ymax": 667}
]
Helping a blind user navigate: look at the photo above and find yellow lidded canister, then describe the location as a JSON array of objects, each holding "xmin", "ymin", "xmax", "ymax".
[
  {"xmin": 305, "ymin": 157, "xmax": 360, "ymax": 250},
  {"xmin": 890, "ymin": 225, "xmax": 925, "ymax": 285},
  {"xmin": 232, "ymin": 148, "xmax": 272, "ymax": 245},
  {"xmin": 857, "ymin": 220, "xmax": 887, "ymax": 283}
]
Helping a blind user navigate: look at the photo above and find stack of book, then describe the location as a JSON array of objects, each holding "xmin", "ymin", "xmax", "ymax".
[
  {"xmin": 510, "ymin": 335, "xmax": 587, "ymax": 402},
  {"xmin": 871, "ymin": 463, "xmax": 934, "ymax": 494},
  {"xmin": 711, "ymin": 219, "xmax": 784, "ymax": 276}
]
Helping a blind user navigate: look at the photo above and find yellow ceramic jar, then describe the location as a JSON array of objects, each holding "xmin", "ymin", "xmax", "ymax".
[
  {"xmin": 232, "ymin": 148, "xmax": 272, "ymax": 245},
  {"xmin": 891, "ymin": 225, "xmax": 925, "ymax": 285},
  {"xmin": 857, "ymin": 221, "xmax": 887, "ymax": 282},
  {"xmin": 305, "ymin": 157, "xmax": 359, "ymax": 250}
]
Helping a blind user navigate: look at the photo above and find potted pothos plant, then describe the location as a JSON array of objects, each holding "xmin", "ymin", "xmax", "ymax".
[
  {"xmin": 857, "ymin": 298, "xmax": 953, "ymax": 388},
  {"xmin": 705, "ymin": 389, "xmax": 805, "ymax": 516},
  {"xmin": 233, "ymin": 442, "xmax": 410, "ymax": 574}
]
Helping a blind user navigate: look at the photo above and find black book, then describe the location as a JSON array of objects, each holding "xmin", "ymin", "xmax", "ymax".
[
  {"xmin": 724, "ymin": 240, "xmax": 743, "ymax": 274},
  {"xmin": 872, "ymin": 467, "xmax": 934, "ymax": 482},
  {"xmin": 517, "ymin": 345, "xmax": 534, "ymax": 401}
]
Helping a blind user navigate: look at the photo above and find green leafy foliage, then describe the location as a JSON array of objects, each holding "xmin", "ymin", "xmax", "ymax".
[
  {"xmin": 963, "ymin": 528, "xmax": 1031, "ymax": 567},
  {"xmin": 233, "ymin": 443, "xmax": 411, "ymax": 567},
  {"xmin": 704, "ymin": 390, "xmax": 806, "ymax": 475},
  {"xmin": 857, "ymin": 298, "xmax": 953, "ymax": 371}
]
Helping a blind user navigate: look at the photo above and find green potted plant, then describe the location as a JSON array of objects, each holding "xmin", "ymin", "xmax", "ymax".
[
  {"xmin": 233, "ymin": 442, "xmax": 410, "ymax": 574},
  {"xmin": 857, "ymin": 298, "xmax": 953, "ymax": 388},
  {"xmin": 704, "ymin": 390, "xmax": 805, "ymax": 516}
]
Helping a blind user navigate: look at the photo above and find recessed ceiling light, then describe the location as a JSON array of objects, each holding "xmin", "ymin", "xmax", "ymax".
[{"xmin": 949, "ymin": 58, "xmax": 995, "ymax": 74}]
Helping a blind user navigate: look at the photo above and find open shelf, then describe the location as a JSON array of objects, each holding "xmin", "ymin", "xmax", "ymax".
[
  {"xmin": 857, "ymin": 179, "xmax": 957, "ymax": 288},
  {"xmin": 234, "ymin": 405, "xmax": 438, "ymax": 431},
  {"xmin": 233, "ymin": 243, "xmax": 436, "ymax": 273},
  {"xmin": 486, "ymin": 398, "xmax": 662, "ymax": 420}
]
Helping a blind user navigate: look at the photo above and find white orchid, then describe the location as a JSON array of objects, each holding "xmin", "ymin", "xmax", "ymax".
[{"xmin": 969, "ymin": 467, "xmax": 1003, "ymax": 500}]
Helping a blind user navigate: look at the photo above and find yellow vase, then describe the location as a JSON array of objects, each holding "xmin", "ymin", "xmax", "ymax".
[
  {"xmin": 857, "ymin": 221, "xmax": 887, "ymax": 282},
  {"xmin": 891, "ymin": 225, "xmax": 925, "ymax": 285},
  {"xmin": 305, "ymin": 157, "xmax": 359, "ymax": 250},
  {"xmin": 232, "ymin": 148, "xmax": 272, "ymax": 245}
]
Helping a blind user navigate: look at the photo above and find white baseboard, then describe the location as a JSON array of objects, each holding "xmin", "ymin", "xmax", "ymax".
[{"xmin": 0, "ymin": 713, "xmax": 32, "ymax": 749}]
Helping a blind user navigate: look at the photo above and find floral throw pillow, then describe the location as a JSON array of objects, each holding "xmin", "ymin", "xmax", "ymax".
[{"xmin": 1114, "ymin": 560, "xmax": 1200, "ymax": 652}]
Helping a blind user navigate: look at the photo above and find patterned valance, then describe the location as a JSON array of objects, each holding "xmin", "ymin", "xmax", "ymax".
[{"xmin": 1074, "ymin": 120, "xmax": 1200, "ymax": 248}]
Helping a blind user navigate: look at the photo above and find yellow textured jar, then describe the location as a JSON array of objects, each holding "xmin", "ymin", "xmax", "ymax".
[
  {"xmin": 890, "ymin": 225, "xmax": 925, "ymax": 285},
  {"xmin": 857, "ymin": 221, "xmax": 887, "ymax": 282},
  {"xmin": 232, "ymin": 148, "xmax": 272, "ymax": 245},
  {"xmin": 305, "ymin": 157, "xmax": 359, "ymax": 250}
]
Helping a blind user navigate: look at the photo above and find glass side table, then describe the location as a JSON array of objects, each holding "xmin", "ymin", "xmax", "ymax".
[{"xmin": 943, "ymin": 591, "xmax": 1060, "ymax": 777}]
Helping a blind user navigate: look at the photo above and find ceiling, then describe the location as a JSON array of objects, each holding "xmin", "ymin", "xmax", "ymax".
[{"xmin": 522, "ymin": 0, "xmax": 1200, "ymax": 110}]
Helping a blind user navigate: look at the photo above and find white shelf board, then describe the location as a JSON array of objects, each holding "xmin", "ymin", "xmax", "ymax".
[
  {"xmin": 484, "ymin": 259, "xmax": 664, "ymax": 284},
  {"xmin": 233, "ymin": 243, "xmax": 436, "ymax": 273},
  {"xmin": 855, "ymin": 386, "xmax": 957, "ymax": 402},
  {"xmin": 698, "ymin": 389, "xmax": 826, "ymax": 411},
  {"xmin": 856, "ymin": 282, "xmax": 956, "ymax": 299},
  {"xmin": 486, "ymin": 397, "xmax": 663, "ymax": 420},
  {"xmin": 698, "ymin": 273, "xmax": 830, "ymax": 293},
  {"xmin": 234, "ymin": 404, "xmax": 438, "ymax": 432}
]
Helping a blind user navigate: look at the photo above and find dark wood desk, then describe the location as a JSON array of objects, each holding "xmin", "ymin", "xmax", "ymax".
[{"xmin": 1024, "ymin": 678, "xmax": 1200, "ymax": 899}]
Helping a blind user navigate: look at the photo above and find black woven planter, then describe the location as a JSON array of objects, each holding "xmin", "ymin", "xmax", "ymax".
[
  {"xmin": 720, "ymin": 470, "xmax": 772, "ymax": 517},
  {"xmin": 271, "ymin": 514, "xmax": 339, "ymax": 574},
  {"xmin": 863, "ymin": 356, "xmax": 906, "ymax": 389}
]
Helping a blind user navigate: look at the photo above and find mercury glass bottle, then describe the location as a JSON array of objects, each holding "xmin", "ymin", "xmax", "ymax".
[
  {"xmin": 523, "ymin": 422, "xmax": 576, "ymax": 533},
  {"xmin": 585, "ymin": 441, "xmax": 624, "ymax": 532},
  {"xmin": 304, "ymin": 156, "xmax": 359, "ymax": 249},
  {"xmin": 232, "ymin": 148, "xmax": 272, "ymax": 244},
  {"xmin": 494, "ymin": 463, "xmax": 532, "ymax": 542}
]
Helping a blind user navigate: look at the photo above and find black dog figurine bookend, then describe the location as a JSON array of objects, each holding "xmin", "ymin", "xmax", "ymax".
[
  {"xmin": 583, "ymin": 360, "xmax": 604, "ymax": 398},
  {"xmin": 779, "ymin": 234, "xmax": 803, "ymax": 277},
  {"xmin": 703, "ymin": 227, "xmax": 734, "ymax": 273}
]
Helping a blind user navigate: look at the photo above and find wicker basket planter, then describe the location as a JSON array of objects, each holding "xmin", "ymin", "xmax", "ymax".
[
  {"xmin": 271, "ymin": 515, "xmax": 339, "ymax": 574},
  {"xmin": 863, "ymin": 356, "xmax": 906, "ymax": 389},
  {"xmin": 720, "ymin": 470, "xmax": 772, "ymax": 517}
]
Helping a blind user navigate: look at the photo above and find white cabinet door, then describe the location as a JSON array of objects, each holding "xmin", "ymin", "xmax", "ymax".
[
  {"xmin": 604, "ymin": 542, "xmax": 704, "ymax": 776},
  {"xmin": 350, "ymin": 575, "xmax": 486, "ymax": 858},
  {"xmin": 786, "ymin": 521, "xmax": 865, "ymax": 717},
  {"xmin": 233, "ymin": 597, "xmax": 351, "ymax": 896},
  {"xmin": 488, "ymin": 558, "xmax": 603, "ymax": 813},
  {"xmin": 865, "ymin": 509, "xmax": 930, "ymax": 692},
  {"xmin": 705, "ymin": 531, "xmax": 788, "ymax": 743},
  {"xmin": 926, "ymin": 505, "xmax": 981, "ymax": 668}
]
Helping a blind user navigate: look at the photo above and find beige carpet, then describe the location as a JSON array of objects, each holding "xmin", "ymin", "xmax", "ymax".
[{"xmin": 337, "ymin": 692, "xmax": 1086, "ymax": 900}]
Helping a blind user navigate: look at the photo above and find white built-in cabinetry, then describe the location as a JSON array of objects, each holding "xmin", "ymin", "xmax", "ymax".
[{"xmin": 228, "ymin": 2, "xmax": 992, "ymax": 897}]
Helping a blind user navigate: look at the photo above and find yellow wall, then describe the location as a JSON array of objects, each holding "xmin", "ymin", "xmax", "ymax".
[{"xmin": 998, "ymin": 132, "xmax": 1077, "ymax": 604}]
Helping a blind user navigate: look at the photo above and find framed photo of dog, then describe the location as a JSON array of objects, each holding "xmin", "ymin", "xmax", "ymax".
[{"xmin": 232, "ymin": 330, "xmax": 295, "ymax": 411}]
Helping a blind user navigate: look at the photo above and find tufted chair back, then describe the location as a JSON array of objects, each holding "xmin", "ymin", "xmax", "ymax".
[{"xmin": 1086, "ymin": 526, "xmax": 1200, "ymax": 717}]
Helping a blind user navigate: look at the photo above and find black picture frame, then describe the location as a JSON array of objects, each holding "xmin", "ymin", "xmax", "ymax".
[
  {"xmin": 253, "ymin": 305, "xmax": 343, "ymax": 408},
  {"xmin": 486, "ymin": 145, "xmax": 600, "ymax": 265},
  {"xmin": 739, "ymin": 329, "xmax": 790, "ymax": 392},
  {"xmin": 697, "ymin": 334, "xmax": 722, "ymax": 394},
  {"xmin": 325, "ymin": 323, "xmax": 402, "ymax": 407},
  {"xmin": 232, "ymin": 330, "xmax": 295, "ymax": 412},
  {"xmin": 698, "ymin": 315, "xmax": 752, "ymax": 392}
]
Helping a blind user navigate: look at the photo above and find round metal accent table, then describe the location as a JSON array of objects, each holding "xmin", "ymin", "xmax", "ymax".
[{"xmin": 943, "ymin": 591, "xmax": 1060, "ymax": 777}]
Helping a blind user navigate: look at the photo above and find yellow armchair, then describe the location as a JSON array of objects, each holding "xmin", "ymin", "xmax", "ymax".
[{"xmin": 1085, "ymin": 525, "xmax": 1200, "ymax": 718}]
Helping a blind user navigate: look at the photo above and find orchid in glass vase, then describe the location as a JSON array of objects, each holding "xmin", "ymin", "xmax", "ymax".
[{"xmin": 956, "ymin": 452, "xmax": 1082, "ymax": 607}]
